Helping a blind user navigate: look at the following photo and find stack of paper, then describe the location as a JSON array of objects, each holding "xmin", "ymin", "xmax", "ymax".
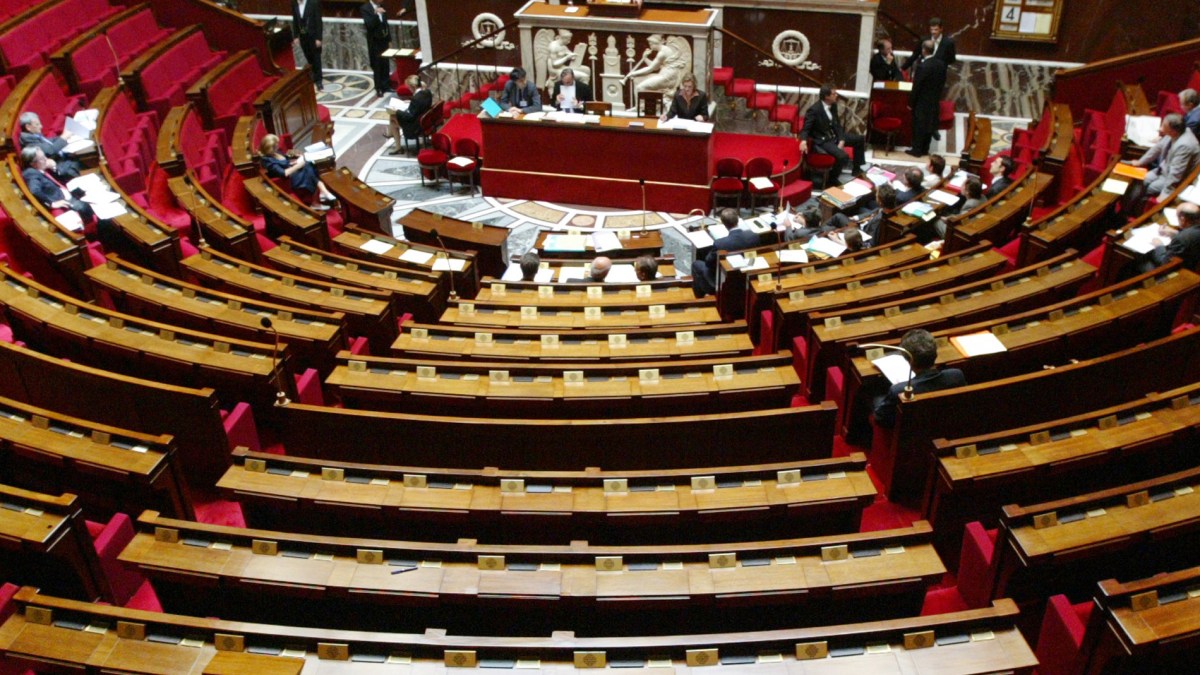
[
  {"xmin": 360, "ymin": 239, "xmax": 395, "ymax": 255},
  {"xmin": 543, "ymin": 234, "xmax": 587, "ymax": 252},
  {"xmin": 866, "ymin": 166, "xmax": 895, "ymax": 186},
  {"xmin": 63, "ymin": 111, "xmax": 96, "ymax": 154},
  {"xmin": 950, "ymin": 331, "xmax": 1008, "ymax": 358},
  {"xmin": 948, "ymin": 170, "xmax": 976, "ymax": 190},
  {"xmin": 900, "ymin": 201, "xmax": 936, "ymax": 220},
  {"xmin": 558, "ymin": 266, "xmax": 587, "ymax": 282},
  {"xmin": 778, "ymin": 249, "xmax": 809, "ymax": 264},
  {"xmin": 591, "ymin": 230, "xmax": 623, "ymax": 252},
  {"xmin": 1179, "ymin": 184, "xmax": 1200, "ymax": 206},
  {"xmin": 386, "ymin": 98, "xmax": 410, "ymax": 112},
  {"xmin": 684, "ymin": 229, "xmax": 714, "ymax": 248},
  {"xmin": 432, "ymin": 257, "xmax": 467, "ymax": 271},
  {"xmin": 871, "ymin": 353, "xmax": 912, "ymax": 386},
  {"xmin": 1125, "ymin": 115, "xmax": 1162, "ymax": 148},
  {"xmin": 1100, "ymin": 178, "xmax": 1130, "ymax": 196},
  {"xmin": 1120, "ymin": 223, "xmax": 1169, "ymax": 254},
  {"xmin": 707, "ymin": 223, "xmax": 730, "ymax": 240},
  {"xmin": 748, "ymin": 176, "xmax": 776, "ymax": 191},
  {"xmin": 447, "ymin": 156, "xmax": 475, "ymax": 169},
  {"xmin": 726, "ymin": 254, "xmax": 769, "ymax": 271},
  {"xmin": 55, "ymin": 210, "xmax": 84, "ymax": 231},
  {"xmin": 928, "ymin": 189, "xmax": 960, "ymax": 206},
  {"xmin": 303, "ymin": 142, "xmax": 334, "ymax": 162},
  {"xmin": 822, "ymin": 186, "xmax": 855, "ymax": 207},
  {"xmin": 606, "ymin": 264, "xmax": 639, "ymax": 283},
  {"xmin": 66, "ymin": 173, "xmax": 126, "ymax": 219},
  {"xmin": 398, "ymin": 248, "xmax": 433, "ymax": 264},
  {"xmin": 844, "ymin": 179, "xmax": 875, "ymax": 197},
  {"xmin": 805, "ymin": 236, "xmax": 847, "ymax": 258}
]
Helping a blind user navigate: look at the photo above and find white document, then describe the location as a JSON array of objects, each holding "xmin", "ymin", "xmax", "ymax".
[
  {"xmin": 73, "ymin": 108, "xmax": 99, "ymax": 130},
  {"xmin": 684, "ymin": 229, "xmax": 714, "ymax": 249},
  {"xmin": 55, "ymin": 210, "xmax": 84, "ymax": 231},
  {"xmin": 81, "ymin": 189, "xmax": 121, "ymax": 205},
  {"xmin": 1165, "ymin": 207, "xmax": 1180, "ymax": 227},
  {"xmin": 1125, "ymin": 115, "xmax": 1162, "ymax": 147},
  {"xmin": 1121, "ymin": 223, "xmax": 1168, "ymax": 254},
  {"xmin": 91, "ymin": 200, "xmax": 127, "ymax": 220},
  {"xmin": 1179, "ymin": 184, "xmax": 1200, "ymax": 205},
  {"xmin": 871, "ymin": 353, "xmax": 912, "ymax": 386},
  {"xmin": 1101, "ymin": 178, "xmax": 1130, "ymax": 195},
  {"xmin": 386, "ymin": 98, "xmax": 409, "ymax": 112},
  {"xmin": 64, "ymin": 115, "xmax": 92, "ymax": 140},
  {"xmin": 66, "ymin": 173, "xmax": 104, "ymax": 192},
  {"xmin": 591, "ymin": 230, "xmax": 623, "ymax": 252},
  {"xmin": 948, "ymin": 171, "xmax": 973, "ymax": 190},
  {"xmin": 928, "ymin": 189, "xmax": 960, "ymax": 206},
  {"xmin": 543, "ymin": 234, "xmax": 587, "ymax": 252},
  {"xmin": 447, "ymin": 156, "xmax": 475, "ymax": 169},
  {"xmin": 606, "ymin": 264, "xmax": 639, "ymax": 283},
  {"xmin": 501, "ymin": 263, "xmax": 524, "ymax": 281},
  {"xmin": 522, "ymin": 112, "xmax": 548, "ymax": 122},
  {"xmin": 725, "ymin": 254, "xmax": 769, "ymax": 271},
  {"xmin": 534, "ymin": 268, "xmax": 555, "ymax": 283},
  {"xmin": 890, "ymin": 180, "xmax": 907, "ymax": 192},
  {"xmin": 778, "ymin": 249, "xmax": 809, "ymax": 264},
  {"xmin": 806, "ymin": 236, "xmax": 847, "ymax": 258},
  {"xmin": 748, "ymin": 176, "xmax": 775, "ymax": 191},
  {"xmin": 398, "ymin": 248, "xmax": 433, "ymax": 264},
  {"xmin": 360, "ymin": 239, "xmax": 395, "ymax": 255},
  {"xmin": 844, "ymin": 179, "xmax": 874, "ymax": 198},
  {"xmin": 558, "ymin": 266, "xmax": 587, "ymax": 282},
  {"xmin": 707, "ymin": 223, "xmax": 730, "ymax": 240},
  {"xmin": 62, "ymin": 138, "xmax": 95, "ymax": 154},
  {"xmin": 951, "ymin": 331, "xmax": 1009, "ymax": 358},
  {"xmin": 432, "ymin": 257, "xmax": 467, "ymax": 271}
]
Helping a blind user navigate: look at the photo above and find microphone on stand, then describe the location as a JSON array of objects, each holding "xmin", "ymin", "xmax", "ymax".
[
  {"xmin": 640, "ymin": 178, "xmax": 647, "ymax": 232},
  {"xmin": 859, "ymin": 343, "xmax": 915, "ymax": 401},
  {"xmin": 429, "ymin": 228, "xmax": 458, "ymax": 301},
  {"xmin": 259, "ymin": 317, "xmax": 291, "ymax": 407},
  {"xmin": 779, "ymin": 159, "xmax": 789, "ymax": 213}
]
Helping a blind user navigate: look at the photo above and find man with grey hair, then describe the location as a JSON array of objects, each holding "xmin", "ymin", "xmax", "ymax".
[
  {"xmin": 519, "ymin": 250, "xmax": 541, "ymax": 281},
  {"xmin": 1133, "ymin": 113, "xmax": 1199, "ymax": 200},
  {"xmin": 552, "ymin": 68, "xmax": 592, "ymax": 114},
  {"xmin": 1139, "ymin": 202, "xmax": 1200, "ymax": 273},
  {"xmin": 1180, "ymin": 88, "xmax": 1200, "ymax": 138},
  {"xmin": 20, "ymin": 146, "xmax": 94, "ymax": 221},
  {"xmin": 18, "ymin": 111, "xmax": 83, "ymax": 179},
  {"xmin": 589, "ymin": 256, "xmax": 612, "ymax": 282}
]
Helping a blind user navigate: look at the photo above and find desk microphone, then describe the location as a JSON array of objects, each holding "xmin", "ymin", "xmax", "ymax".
[
  {"xmin": 639, "ymin": 179, "xmax": 647, "ymax": 232},
  {"xmin": 428, "ymin": 228, "xmax": 458, "ymax": 301},
  {"xmin": 259, "ymin": 317, "xmax": 291, "ymax": 406},
  {"xmin": 859, "ymin": 343, "xmax": 915, "ymax": 401},
  {"xmin": 779, "ymin": 159, "xmax": 789, "ymax": 212}
]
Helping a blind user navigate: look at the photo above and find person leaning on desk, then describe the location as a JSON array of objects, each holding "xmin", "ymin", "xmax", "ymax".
[
  {"xmin": 660, "ymin": 73, "xmax": 709, "ymax": 122},
  {"xmin": 501, "ymin": 68, "xmax": 542, "ymax": 114}
]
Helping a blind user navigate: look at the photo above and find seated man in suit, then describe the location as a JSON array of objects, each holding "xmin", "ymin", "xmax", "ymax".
[
  {"xmin": 824, "ymin": 183, "xmax": 895, "ymax": 240},
  {"xmin": 501, "ymin": 67, "xmax": 542, "ymax": 114},
  {"xmin": 1133, "ymin": 113, "xmax": 1200, "ymax": 201},
  {"xmin": 922, "ymin": 155, "xmax": 947, "ymax": 188},
  {"xmin": 691, "ymin": 208, "xmax": 761, "ymax": 297},
  {"xmin": 552, "ymin": 68, "xmax": 592, "ymax": 114},
  {"xmin": 634, "ymin": 255, "xmax": 658, "ymax": 281},
  {"xmin": 20, "ymin": 146, "xmax": 121, "ymax": 250},
  {"xmin": 387, "ymin": 75, "xmax": 432, "ymax": 155},
  {"xmin": 1180, "ymin": 89, "xmax": 1200, "ymax": 140},
  {"xmin": 985, "ymin": 155, "xmax": 1016, "ymax": 198},
  {"xmin": 896, "ymin": 167, "xmax": 925, "ymax": 204},
  {"xmin": 799, "ymin": 84, "xmax": 866, "ymax": 182},
  {"xmin": 1138, "ymin": 202, "xmax": 1200, "ymax": 273},
  {"xmin": 18, "ymin": 111, "xmax": 83, "ymax": 179},
  {"xmin": 519, "ymin": 251, "xmax": 541, "ymax": 281},
  {"xmin": 589, "ymin": 256, "xmax": 612, "ymax": 282},
  {"xmin": 873, "ymin": 328, "xmax": 967, "ymax": 428},
  {"xmin": 957, "ymin": 177, "xmax": 985, "ymax": 214}
]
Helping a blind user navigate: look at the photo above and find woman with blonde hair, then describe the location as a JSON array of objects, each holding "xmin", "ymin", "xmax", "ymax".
[
  {"xmin": 258, "ymin": 133, "xmax": 336, "ymax": 207},
  {"xmin": 660, "ymin": 72, "xmax": 709, "ymax": 123}
]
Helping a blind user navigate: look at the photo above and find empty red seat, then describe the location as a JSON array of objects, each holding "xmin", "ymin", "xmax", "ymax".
[
  {"xmin": 729, "ymin": 78, "xmax": 755, "ymax": 100},
  {"xmin": 417, "ymin": 132, "xmax": 451, "ymax": 187},
  {"xmin": 712, "ymin": 67, "xmax": 734, "ymax": 90}
]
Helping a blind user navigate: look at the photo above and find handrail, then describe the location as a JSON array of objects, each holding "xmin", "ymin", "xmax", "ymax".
[
  {"xmin": 418, "ymin": 18, "xmax": 520, "ymax": 75},
  {"xmin": 715, "ymin": 26, "xmax": 823, "ymax": 89},
  {"xmin": 876, "ymin": 10, "xmax": 923, "ymax": 45}
]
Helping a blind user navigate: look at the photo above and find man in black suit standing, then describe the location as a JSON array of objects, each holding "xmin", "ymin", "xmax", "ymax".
[
  {"xmin": 691, "ymin": 208, "xmax": 762, "ymax": 297},
  {"xmin": 908, "ymin": 40, "xmax": 946, "ymax": 157},
  {"xmin": 387, "ymin": 75, "xmax": 432, "ymax": 154},
  {"xmin": 551, "ymin": 68, "xmax": 592, "ymax": 113},
  {"xmin": 291, "ymin": 0, "xmax": 323, "ymax": 90},
  {"xmin": 361, "ymin": 0, "xmax": 391, "ymax": 97},
  {"xmin": 799, "ymin": 84, "xmax": 866, "ymax": 183},
  {"xmin": 903, "ymin": 17, "xmax": 956, "ymax": 73}
]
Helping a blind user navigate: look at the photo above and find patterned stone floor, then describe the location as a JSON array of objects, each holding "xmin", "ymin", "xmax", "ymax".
[{"xmin": 324, "ymin": 71, "xmax": 1025, "ymax": 270}]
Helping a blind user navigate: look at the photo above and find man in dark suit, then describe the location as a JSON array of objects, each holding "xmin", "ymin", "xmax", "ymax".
[
  {"xmin": 551, "ymin": 68, "xmax": 592, "ymax": 113},
  {"xmin": 387, "ymin": 75, "xmax": 432, "ymax": 154},
  {"xmin": 18, "ymin": 112, "xmax": 83, "ymax": 179},
  {"xmin": 361, "ymin": 0, "xmax": 392, "ymax": 97},
  {"xmin": 501, "ymin": 68, "xmax": 542, "ymax": 114},
  {"xmin": 691, "ymin": 208, "xmax": 762, "ymax": 297},
  {"xmin": 869, "ymin": 38, "xmax": 902, "ymax": 82},
  {"xmin": 908, "ymin": 40, "xmax": 946, "ymax": 157},
  {"xmin": 873, "ymin": 328, "xmax": 967, "ymax": 428},
  {"xmin": 986, "ymin": 155, "xmax": 1016, "ymax": 198},
  {"xmin": 291, "ymin": 0, "xmax": 323, "ymax": 90},
  {"xmin": 1140, "ymin": 202, "xmax": 1200, "ymax": 272},
  {"xmin": 903, "ymin": 17, "xmax": 956, "ymax": 73},
  {"xmin": 799, "ymin": 84, "xmax": 866, "ymax": 182},
  {"xmin": 895, "ymin": 167, "xmax": 924, "ymax": 204}
]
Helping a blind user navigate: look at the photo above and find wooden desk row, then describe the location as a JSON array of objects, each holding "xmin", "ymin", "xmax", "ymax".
[
  {"xmin": 332, "ymin": 224, "xmax": 480, "ymax": 300},
  {"xmin": 842, "ymin": 262, "xmax": 1199, "ymax": 445},
  {"xmin": 1080, "ymin": 564, "xmax": 1200, "ymax": 673},
  {"xmin": 183, "ymin": 246, "xmax": 399, "ymax": 353},
  {"xmin": 321, "ymin": 166, "xmax": 396, "ymax": 238},
  {"xmin": 0, "ymin": 587, "xmax": 1037, "ymax": 674},
  {"xmin": 943, "ymin": 172, "xmax": 1056, "ymax": 254},
  {"xmin": 0, "ymin": 340, "xmax": 232, "ymax": 487},
  {"xmin": 88, "ymin": 254, "xmax": 347, "ymax": 375},
  {"xmin": 0, "ymin": 485, "xmax": 112, "ymax": 603},
  {"xmin": 218, "ymin": 447, "xmax": 875, "ymax": 544},
  {"xmin": 268, "ymin": 236, "xmax": 444, "ymax": 323},
  {"xmin": 0, "ymin": 391, "xmax": 192, "ymax": 521},
  {"xmin": 399, "ymin": 208, "xmax": 509, "ymax": 279},
  {"xmin": 928, "ymin": 380, "xmax": 1200, "ymax": 561},
  {"xmin": 119, "ymin": 511, "xmax": 945, "ymax": 636},
  {"xmin": 0, "ymin": 263, "xmax": 293, "ymax": 414},
  {"xmin": 269, "ymin": 402, "xmax": 836, "ymax": 471},
  {"xmin": 532, "ymin": 229, "xmax": 664, "ymax": 262},
  {"xmin": 958, "ymin": 112, "xmax": 992, "ymax": 175},
  {"xmin": 391, "ymin": 321, "xmax": 755, "ymax": 363},
  {"xmin": 1013, "ymin": 157, "xmax": 1122, "ymax": 268},
  {"xmin": 1099, "ymin": 164, "xmax": 1200, "ymax": 285},
  {"xmin": 325, "ymin": 351, "xmax": 800, "ymax": 418},
  {"xmin": 440, "ymin": 298, "xmax": 722, "ymax": 330},
  {"xmin": 0, "ymin": 156, "xmax": 90, "ymax": 298},
  {"xmin": 877, "ymin": 324, "xmax": 1200, "ymax": 505},
  {"xmin": 803, "ymin": 250, "xmax": 1093, "ymax": 401},
  {"xmin": 993, "ymin": 465, "xmax": 1200, "ymax": 618},
  {"xmin": 473, "ymin": 279, "xmax": 699, "ymax": 308}
]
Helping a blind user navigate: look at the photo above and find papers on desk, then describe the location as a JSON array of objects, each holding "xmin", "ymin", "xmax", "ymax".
[
  {"xmin": 81, "ymin": 189, "xmax": 121, "ymax": 205},
  {"xmin": 726, "ymin": 254, "xmax": 769, "ymax": 271},
  {"xmin": 398, "ymin": 248, "xmax": 433, "ymax": 264},
  {"xmin": 900, "ymin": 201, "xmax": 937, "ymax": 221},
  {"xmin": 91, "ymin": 199, "xmax": 127, "ymax": 220},
  {"xmin": 866, "ymin": 166, "xmax": 895, "ymax": 186},
  {"xmin": 1100, "ymin": 178, "xmax": 1130, "ymax": 196},
  {"xmin": 948, "ymin": 170, "xmax": 973, "ymax": 190},
  {"xmin": 685, "ymin": 229, "xmax": 714, "ymax": 249},
  {"xmin": 950, "ymin": 331, "xmax": 1008, "ymax": 358},
  {"xmin": 480, "ymin": 97, "xmax": 503, "ymax": 118},
  {"xmin": 822, "ymin": 186, "xmax": 855, "ymax": 207},
  {"xmin": 66, "ymin": 173, "xmax": 104, "ymax": 193},
  {"xmin": 432, "ymin": 257, "xmax": 467, "ymax": 271},
  {"xmin": 62, "ymin": 110, "xmax": 97, "ymax": 154},
  {"xmin": 360, "ymin": 239, "xmax": 395, "ymax": 255},
  {"xmin": 591, "ymin": 230, "xmax": 623, "ymax": 252},
  {"xmin": 303, "ymin": 142, "xmax": 334, "ymax": 162},
  {"xmin": 805, "ymin": 236, "xmax": 847, "ymax": 258},
  {"xmin": 67, "ymin": 172, "xmax": 126, "ymax": 219},
  {"xmin": 607, "ymin": 264, "xmax": 639, "ymax": 283},
  {"xmin": 55, "ymin": 210, "xmax": 84, "ymax": 232},
  {"xmin": 890, "ymin": 180, "xmax": 908, "ymax": 192},
  {"xmin": 1121, "ymin": 223, "xmax": 1168, "ymax": 254},
  {"xmin": 532, "ymin": 268, "xmax": 555, "ymax": 283},
  {"xmin": 778, "ymin": 248, "xmax": 809, "ymax": 264},
  {"xmin": 386, "ymin": 97, "xmax": 410, "ymax": 112},
  {"xmin": 896, "ymin": 81, "xmax": 913, "ymax": 92},
  {"xmin": 1165, "ymin": 207, "xmax": 1180, "ymax": 227},
  {"xmin": 747, "ymin": 213, "xmax": 776, "ymax": 233},
  {"xmin": 707, "ymin": 223, "xmax": 730, "ymax": 240},
  {"xmin": 543, "ymin": 234, "xmax": 588, "ymax": 252},
  {"xmin": 871, "ymin": 353, "xmax": 912, "ymax": 386},
  {"xmin": 1113, "ymin": 162, "xmax": 1148, "ymax": 180},
  {"xmin": 928, "ymin": 189, "xmax": 960, "ymax": 206},
  {"xmin": 558, "ymin": 266, "xmax": 587, "ymax": 282},
  {"xmin": 657, "ymin": 118, "xmax": 714, "ymax": 133},
  {"xmin": 522, "ymin": 111, "xmax": 549, "ymax": 122},
  {"xmin": 1179, "ymin": 184, "xmax": 1200, "ymax": 206},
  {"xmin": 1125, "ymin": 115, "xmax": 1162, "ymax": 148},
  {"xmin": 844, "ymin": 178, "xmax": 875, "ymax": 198},
  {"xmin": 748, "ymin": 176, "xmax": 775, "ymax": 191}
]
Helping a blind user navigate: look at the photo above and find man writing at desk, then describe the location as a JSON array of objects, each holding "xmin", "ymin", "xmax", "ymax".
[
  {"xmin": 501, "ymin": 68, "xmax": 542, "ymax": 114},
  {"xmin": 552, "ymin": 68, "xmax": 592, "ymax": 113},
  {"xmin": 873, "ymin": 329, "xmax": 966, "ymax": 428}
]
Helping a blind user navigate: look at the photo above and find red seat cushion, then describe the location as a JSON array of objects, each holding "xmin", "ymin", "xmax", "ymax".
[
  {"xmin": 418, "ymin": 150, "xmax": 448, "ymax": 165},
  {"xmin": 712, "ymin": 67, "xmax": 734, "ymax": 88},
  {"xmin": 751, "ymin": 92, "xmax": 777, "ymax": 110},
  {"xmin": 729, "ymin": 78, "xmax": 755, "ymax": 98},
  {"xmin": 806, "ymin": 153, "xmax": 836, "ymax": 170},
  {"xmin": 711, "ymin": 177, "xmax": 743, "ymax": 192},
  {"xmin": 770, "ymin": 104, "xmax": 798, "ymax": 123},
  {"xmin": 873, "ymin": 117, "xmax": 902, "ymax": 132}
]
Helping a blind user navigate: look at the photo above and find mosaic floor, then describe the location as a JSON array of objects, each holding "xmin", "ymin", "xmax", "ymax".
[{"xmin": 323, "ymin": 71, "xmax": 1026, "ymax": 269}]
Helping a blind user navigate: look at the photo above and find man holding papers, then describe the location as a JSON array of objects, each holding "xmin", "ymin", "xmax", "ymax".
[
  {"xmin": 691, "ymin": 208, "xmax": 761, "ymax": 297},
  {"xmin": 1137, "ymin": 202, "xmax": 1200, "ymax": 273},
  {"xmin": 1131, "ymin": 113, "xmax": 1199, "ymax": 203},
  {"xmin": 552, "ymin": 68, "xmax": 592, "ymax": 114},
  {"xmin": 387, "ymin": 75, "xmax": 431, "ymax": 154},
  {"xmin": 18, "ymin": 112, "xmax": 83, "ymax": 179},
  {"xmin": 873, "ymin": 329, "xmax": 966, "ymax": 428}
]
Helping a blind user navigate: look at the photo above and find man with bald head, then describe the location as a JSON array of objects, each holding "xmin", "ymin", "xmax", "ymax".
[
  {"xmin": 1140, "ymin": 202, "xmax": 1200, "ymax": 273},
  {"xmin": 590, "ymin": 256, "xmax": 612, "ymax": 281}
]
